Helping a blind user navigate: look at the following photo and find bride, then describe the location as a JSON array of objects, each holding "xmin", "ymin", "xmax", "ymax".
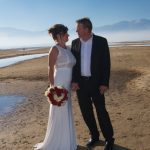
[{"xmin": 34, "ymin": 24, "xmax": 77, "ymax": 150}]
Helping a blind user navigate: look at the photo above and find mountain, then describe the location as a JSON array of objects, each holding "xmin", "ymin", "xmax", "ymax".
[
  {"xmin": 94, "ymin": 19, "xmax": 150, "ymax": 32},
  {"xmin": 0, "ymin": 18, "xmax": 150, "ymax": 49},
  {"xmin": 1, "ymin": 18, "xmax": 150, "ymax": 37}
]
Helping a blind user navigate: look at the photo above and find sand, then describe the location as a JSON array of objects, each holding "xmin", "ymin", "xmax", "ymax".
[{"xmin": 0, "ymin": 46, "xmax": 150, "ymax": 150}]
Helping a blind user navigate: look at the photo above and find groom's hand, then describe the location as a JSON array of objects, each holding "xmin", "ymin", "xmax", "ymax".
[
  {"xmin": 99, "ymin": 85, "xmax": 108, "ymax": 94},
  {"xmin": 71, "ymin": 82, "xmax": 80, "ymax": 91}
]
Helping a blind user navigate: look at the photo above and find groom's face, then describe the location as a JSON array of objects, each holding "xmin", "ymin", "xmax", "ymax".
[{"xmin": 76, "ymin": 23, "xmax": 86, "ymax": 38}]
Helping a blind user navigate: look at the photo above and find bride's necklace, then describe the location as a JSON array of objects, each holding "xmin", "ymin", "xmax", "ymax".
[{"xmin": 57, "ymin": 43, "xmax": 67, "ymax": 49}]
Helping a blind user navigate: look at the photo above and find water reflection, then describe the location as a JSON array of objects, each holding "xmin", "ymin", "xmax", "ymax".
[
  {"xmin": 0, "ymin": 53, "xmax": 48, "ymax": 68},
  {"xmin": 0, "ymin": 95, "xmax": 25, "ymax": 115}
]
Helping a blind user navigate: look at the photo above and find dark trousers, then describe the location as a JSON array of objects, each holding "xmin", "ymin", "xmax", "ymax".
[{"xmin": 77, "ymin": 78, "xmax": 114, "ymax": 141}]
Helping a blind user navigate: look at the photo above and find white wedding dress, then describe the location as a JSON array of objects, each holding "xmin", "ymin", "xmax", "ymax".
[{"xmin": 34, "ymin": 44, "xmax": 77, "ymax": 150}]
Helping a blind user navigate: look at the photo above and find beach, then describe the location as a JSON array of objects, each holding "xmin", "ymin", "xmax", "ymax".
[{"xmin": 0, "ymin": 45, "xmax": 150, "ymax": 150}]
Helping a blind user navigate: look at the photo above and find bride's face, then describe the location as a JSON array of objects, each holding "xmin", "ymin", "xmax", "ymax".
[
  {"xmin": 57, "ymin": 32, "xmax": 69, "ymax": 43},
  {"xmin": 63, "ymin": 33, "xmax": 69, "ymax": 42}
]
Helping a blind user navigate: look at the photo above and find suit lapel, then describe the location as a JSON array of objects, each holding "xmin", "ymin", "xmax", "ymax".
[{"xmin": 78, "ymin": 40, "xmax": 81, "ymax": 74}]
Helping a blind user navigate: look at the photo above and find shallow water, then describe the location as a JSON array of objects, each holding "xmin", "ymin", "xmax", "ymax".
[
  {"xmin": 0, "ymin": 53, "xmax": 48, "ymax": 68},
  {"xmin": 0, "ymin": 95, "xmax": 25, "ymax": 115}
]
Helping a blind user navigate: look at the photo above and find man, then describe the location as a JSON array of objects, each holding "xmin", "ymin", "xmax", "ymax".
[{"xmin": 71, "ymin": 17, "xmax": 114, "ymax": 150}]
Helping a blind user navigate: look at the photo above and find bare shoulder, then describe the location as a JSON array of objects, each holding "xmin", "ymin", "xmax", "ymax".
[{"xmin": 49, "ymin": 46, "xmax": 59, "ymax": 56}]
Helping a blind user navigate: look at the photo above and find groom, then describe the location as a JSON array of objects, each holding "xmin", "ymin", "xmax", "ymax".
[{"xmin": 71, "ymin": 17, "xmax": 114, "ymax": 150}]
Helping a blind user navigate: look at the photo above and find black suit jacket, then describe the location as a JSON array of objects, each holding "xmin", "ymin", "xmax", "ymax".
[{"xmin": 71, "ymin": 34, "xmax": 110, "ymax": 87}]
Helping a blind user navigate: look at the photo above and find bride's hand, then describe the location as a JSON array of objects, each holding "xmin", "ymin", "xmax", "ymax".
[{"xmin": 71, "ymin": 83, "xmax": 79, "ymax": 91}]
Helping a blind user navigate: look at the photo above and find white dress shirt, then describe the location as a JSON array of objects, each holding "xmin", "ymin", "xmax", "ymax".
[{"xmin": 80, "ymin": 35, "xmax": 93, "ymax": 77}]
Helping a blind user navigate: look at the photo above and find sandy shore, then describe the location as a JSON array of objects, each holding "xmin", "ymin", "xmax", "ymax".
[{"xmin": 0, "ymin": 46, "xmax": 150, "ymax": 150}]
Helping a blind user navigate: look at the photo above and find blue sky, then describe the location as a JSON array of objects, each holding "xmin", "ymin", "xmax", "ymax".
[{"xmin": 0, "ymin": 0, "xmax": 150, "ymax": 31}]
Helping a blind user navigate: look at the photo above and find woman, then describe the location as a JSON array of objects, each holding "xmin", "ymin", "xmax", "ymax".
[{"xmin": 34, "ymin": 24, "xmax": 77, "ymax": 150}]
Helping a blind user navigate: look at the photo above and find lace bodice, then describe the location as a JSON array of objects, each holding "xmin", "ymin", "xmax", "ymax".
[{"xmin": 53, "ymin": 44, "xmax": 76, "ymax": 68}]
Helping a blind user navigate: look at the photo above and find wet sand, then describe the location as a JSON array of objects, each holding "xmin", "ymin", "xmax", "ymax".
[{"xmin": 0, "ymin": 46, "xmax": 150, "ymax": 150}]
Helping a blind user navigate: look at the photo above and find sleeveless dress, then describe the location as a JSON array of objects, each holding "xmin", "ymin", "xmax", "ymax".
[{"xmin": 34, "ymin": 44, "xmax": 77, "ymax": 150}]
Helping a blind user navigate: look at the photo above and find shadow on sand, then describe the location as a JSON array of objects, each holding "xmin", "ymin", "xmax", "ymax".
[{"xmin": 77, "ymin": 140, "xmax": 131, "ymax": 150}]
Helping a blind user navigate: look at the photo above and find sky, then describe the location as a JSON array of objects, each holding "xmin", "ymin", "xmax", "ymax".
[
  {"xmin": 0, "ymin": 0, "xmax": 150, "ymax": 31},
  {"xmin": 0, "ymin": 0, "xmax": 150, "ymax": 48}
]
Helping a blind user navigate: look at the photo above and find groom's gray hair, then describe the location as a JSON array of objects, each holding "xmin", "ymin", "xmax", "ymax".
[{"xmin": 76, "ymin": 17, "xmax": 93, "ymax": 32}]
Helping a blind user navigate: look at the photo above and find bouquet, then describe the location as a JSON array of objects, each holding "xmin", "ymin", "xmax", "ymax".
[{"xmin": 45, "ymin": 86, "xmax": 68, "ymax": 106}]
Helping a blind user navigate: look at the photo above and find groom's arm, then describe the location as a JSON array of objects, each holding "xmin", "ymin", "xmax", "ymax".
[
  {"xmin": 71, "ymin": 40, "xmax": 80, "ymax": 91},
  {"xmin": 100, "ymin": 38, "xmax": 111, "ymax": 88}
]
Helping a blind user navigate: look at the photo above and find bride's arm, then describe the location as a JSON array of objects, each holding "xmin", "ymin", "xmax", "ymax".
[{"xmin": 48, "ymin": 46, "xmax": 58, "ymax": 87}]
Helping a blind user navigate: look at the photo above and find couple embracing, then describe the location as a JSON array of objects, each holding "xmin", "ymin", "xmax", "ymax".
[{"xmin": 34, "ymin": 17, "xmax": 114, "ymax": 150}]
